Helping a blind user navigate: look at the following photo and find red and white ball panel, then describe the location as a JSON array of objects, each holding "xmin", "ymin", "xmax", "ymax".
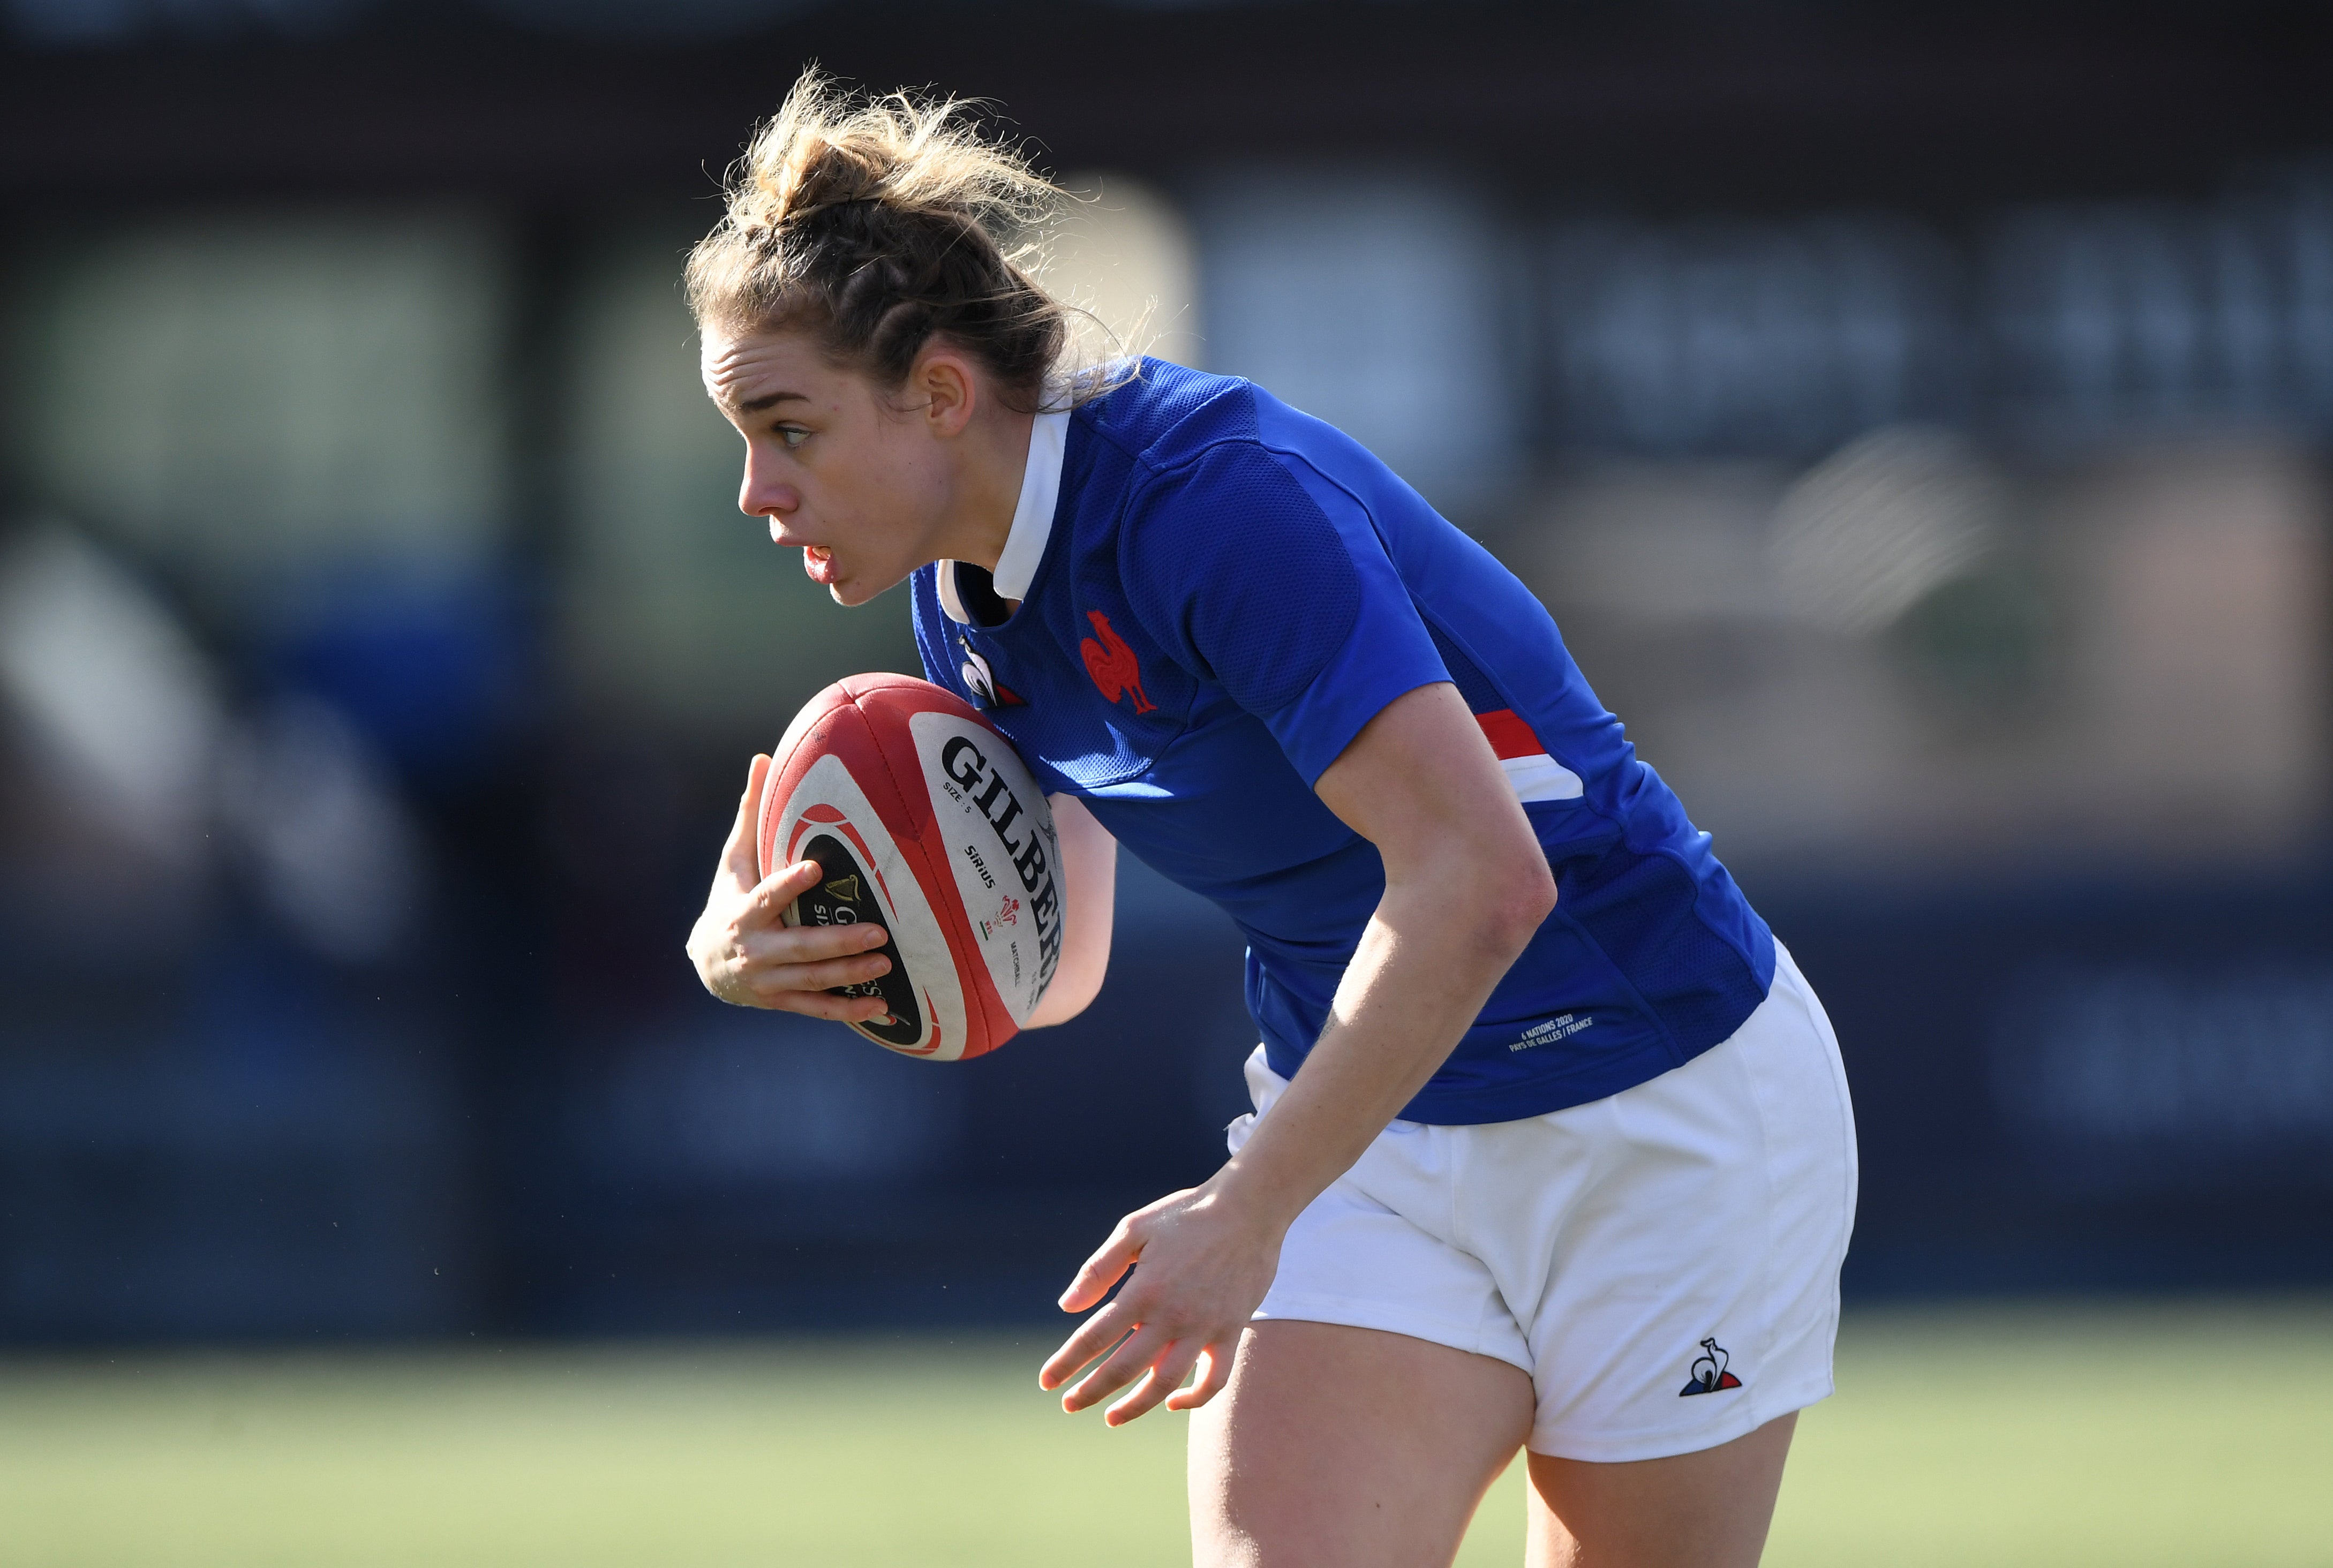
[{"xmin": 756, "ymin": 674, "xmax": 1059, "ymax": 1061}]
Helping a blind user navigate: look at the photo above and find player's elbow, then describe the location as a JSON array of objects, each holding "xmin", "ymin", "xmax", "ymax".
[
  {"xmin": 1478, "ymin": 854, "xmax": 1557, "ymax": 957},
  {"xmin": 1389, "ymin": 829, "xmax": 1554, "ymax": 959},
  {"xmin": 1023, "ymin": 961, "xmax": 1105, "ymax": 1029}
]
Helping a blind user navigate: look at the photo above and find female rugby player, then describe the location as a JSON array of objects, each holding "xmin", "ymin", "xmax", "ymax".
[{"xmin": 686, "ymin": 73, "xmax": 1856, "ymax": 1568}]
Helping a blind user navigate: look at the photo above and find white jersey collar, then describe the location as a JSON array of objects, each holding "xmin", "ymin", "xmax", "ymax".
[{"xmin": 937, "ymin": 406, "xmax": 1068, "ymax": 624}]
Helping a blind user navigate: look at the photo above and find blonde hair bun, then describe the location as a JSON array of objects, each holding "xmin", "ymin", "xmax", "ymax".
[{"xmin": 690, "ymin": 69, "xmax": 1100, "ymax": 410}]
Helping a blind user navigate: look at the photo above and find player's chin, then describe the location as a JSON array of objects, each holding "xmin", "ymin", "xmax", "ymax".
[{"xmin": 828, "ymin": 568, "xmax": 910, "ymax": 608}]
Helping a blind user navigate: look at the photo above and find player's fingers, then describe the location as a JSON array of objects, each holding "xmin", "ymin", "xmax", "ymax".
[
  {"xmin": 1057, "ymin": 1223, "xmax": 1141, "ymax": 1313},
  {"xmin": 1062, "ymin": 1322, "xmax": 1171, "ymax": 1415},
  {"xmin": 744, "ymin": 948, "xmax": 891, "ymax": 997},
  {"xmin": 754, "ymin": 987, "xmax": 894, "ymax": 1024},
  {"xmin": 738, "ymin": 869, "xmax": 895, "ymax": 975},
  {"xmin": 1164, "ymin": 1339, "xmax": 1236, "ymax": 1413},
  {"xmin": 740, "ymin": 911, "xmax": 888, "ymax": 962},
  {"xmin": 1105, "ymin": 1339, "xmax": 1201, "ymax": 1427},
  {"xmin": 1040, "ymin": 1302, "xmax": 1135, "ymax": 1391},
  {"xmin": 721, "ymin": 755, "xmax": 772, "ymax": 891},
  {"xmin": 1038, "ymin": 1299, "xmax": 1136, "ymax": 1391},
  {"xmin": 737, "ymin": 860, "xmax": 823, "ymax": 928}
]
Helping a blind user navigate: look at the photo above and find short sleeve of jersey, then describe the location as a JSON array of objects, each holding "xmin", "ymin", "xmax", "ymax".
[{"xmin": 1120, "ymin": 442, "xmax": 1450, "ymax": 785}]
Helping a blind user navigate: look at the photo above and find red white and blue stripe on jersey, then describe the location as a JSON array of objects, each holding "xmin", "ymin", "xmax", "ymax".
[{"xmin": 1477, "ymin": 707, "xmax": 1584, "ymax": 803}]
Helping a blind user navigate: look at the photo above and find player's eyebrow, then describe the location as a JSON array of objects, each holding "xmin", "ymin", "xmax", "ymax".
[{"xmin": 740, "ymin": 389, "xmax": 808, "ymax": 413}]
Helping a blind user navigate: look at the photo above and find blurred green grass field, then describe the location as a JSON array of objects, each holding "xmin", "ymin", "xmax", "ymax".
[{"xmin": 2, "ymin": 1298, "xmax": 2327, "ymax": 1567}]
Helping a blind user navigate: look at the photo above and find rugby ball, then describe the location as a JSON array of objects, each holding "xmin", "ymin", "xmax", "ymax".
[{"xmin": 757, "ymin": 673, "xmax": 1060, "ymax": 1061}]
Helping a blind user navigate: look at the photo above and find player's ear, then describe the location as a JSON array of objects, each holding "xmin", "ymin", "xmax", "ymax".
[{"xmin": 916, "ymin": 349, "xmax": 977, "ymax": 439}]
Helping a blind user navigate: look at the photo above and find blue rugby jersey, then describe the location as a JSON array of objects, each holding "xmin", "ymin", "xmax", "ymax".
[{"xmin": 908, "ymin": 360, "xmax": 1773, "ymax": 1124}]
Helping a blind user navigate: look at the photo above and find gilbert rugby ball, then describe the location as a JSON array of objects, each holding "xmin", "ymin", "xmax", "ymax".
[{"xmin": 757, "ymin": 673, "xmax": 1060, "ymax": 1061}]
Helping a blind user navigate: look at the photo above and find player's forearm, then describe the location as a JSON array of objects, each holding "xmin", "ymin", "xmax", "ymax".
[
  {"xmin": 1210, "ymin": 866, "xmax": 1549, "ymax": 1228},
  {"xmin": 1023, "ymin": 794, "xmax": 1117, "ymax": 1027}
]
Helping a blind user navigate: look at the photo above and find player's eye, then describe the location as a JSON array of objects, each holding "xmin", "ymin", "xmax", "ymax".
[{"xmin": 774, "ymin": 424, "xmax": 811, "ymax": 450}]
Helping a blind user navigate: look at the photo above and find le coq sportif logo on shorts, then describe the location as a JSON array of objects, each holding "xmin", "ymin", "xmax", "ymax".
[{"xmin": 1679, "ymin": 1337, "xmax": 1743, "ymax": 1397}]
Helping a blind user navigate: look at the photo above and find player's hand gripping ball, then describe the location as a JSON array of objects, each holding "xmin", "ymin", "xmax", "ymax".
[{"xmin": 757, "ymin": 674, "xmax": 1060, "ymax": 1060}]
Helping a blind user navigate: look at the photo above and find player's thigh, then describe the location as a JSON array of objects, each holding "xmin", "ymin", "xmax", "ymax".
[
  {"xmin": 1524, "ymin": 1412, "xmax": 1797, "ymax": 1568},
  {"xmin": 1189, "ymin": 1320, "xmax": 1533, "ymax": 1568}
]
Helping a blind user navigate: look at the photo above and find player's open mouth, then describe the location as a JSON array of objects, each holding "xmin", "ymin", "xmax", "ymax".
[{"xmin": 804, "ymin": 544, "xmax": 837, "ymax": 585}]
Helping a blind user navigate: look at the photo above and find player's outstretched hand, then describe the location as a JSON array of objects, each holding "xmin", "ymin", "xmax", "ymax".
[
  {"xmin": 1039, "ymin": 1179, "xmax": 1284, "ymax": 1426},
  {"xmin": 686, "ymin": 753, "xmax": 895, "ymax": 1023}
]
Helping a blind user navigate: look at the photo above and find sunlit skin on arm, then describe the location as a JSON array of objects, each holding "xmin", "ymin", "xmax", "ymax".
[
  {"xmin": 1037, "ymin": 680, "xmax": 1557, "ymax": 1423},
  {"xmin": 1024, "ymin": 794, "xmax": 1117, "ymax": 1029}
]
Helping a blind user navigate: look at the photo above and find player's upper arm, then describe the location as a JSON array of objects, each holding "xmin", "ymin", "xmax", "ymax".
[
  {"xmin": 1023, "ymin": 793, "xmax": 1117, "ymax": 1028},
  {"xmin": 1315, "ymin": 682, "xmax": 1555, "ymax": 946}
]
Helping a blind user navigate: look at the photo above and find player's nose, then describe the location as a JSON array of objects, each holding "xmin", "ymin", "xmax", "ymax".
[{"xmin": 739, "ymin": 449, "xmax": 799, "ymax": 518}]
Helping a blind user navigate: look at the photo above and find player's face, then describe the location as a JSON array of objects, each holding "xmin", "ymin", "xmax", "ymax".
[{"xmin": 701, "ymin": 325, "xmax": 955, "ymax": 607}]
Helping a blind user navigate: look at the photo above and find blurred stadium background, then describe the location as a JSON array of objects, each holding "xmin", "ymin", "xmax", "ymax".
[{"xmin": 2, "ymin": 1, "xmax": 2330, "ymax": 1562}]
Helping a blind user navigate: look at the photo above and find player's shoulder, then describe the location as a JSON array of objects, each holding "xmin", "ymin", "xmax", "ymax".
[
  {"xmin": 1075, "ymin": 360, "xmax": 1377, "ymax": 526},
  {"xmin": 1078, "ymin": 359, "xmax": 1390, "ymax": 501},
  {"xmin": 1075, "ymin": 359, "xmax": 1278, "ymax": 478}
]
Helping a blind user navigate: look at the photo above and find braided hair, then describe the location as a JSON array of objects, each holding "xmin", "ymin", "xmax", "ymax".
[{"xmin": 688, "ymin": 70, "xmax": 1085, "ymax": 413}]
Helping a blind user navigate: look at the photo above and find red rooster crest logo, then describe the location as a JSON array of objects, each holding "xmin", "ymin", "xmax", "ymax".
[{"xmin": 1080, "ymin": 610, "xmax": 1156, "ymax": 715}]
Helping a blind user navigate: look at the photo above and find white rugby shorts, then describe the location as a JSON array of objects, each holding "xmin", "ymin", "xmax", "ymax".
[{"xmin": 1228, "ymin": 943, "xmax": 1857, "ymax": 1463}]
